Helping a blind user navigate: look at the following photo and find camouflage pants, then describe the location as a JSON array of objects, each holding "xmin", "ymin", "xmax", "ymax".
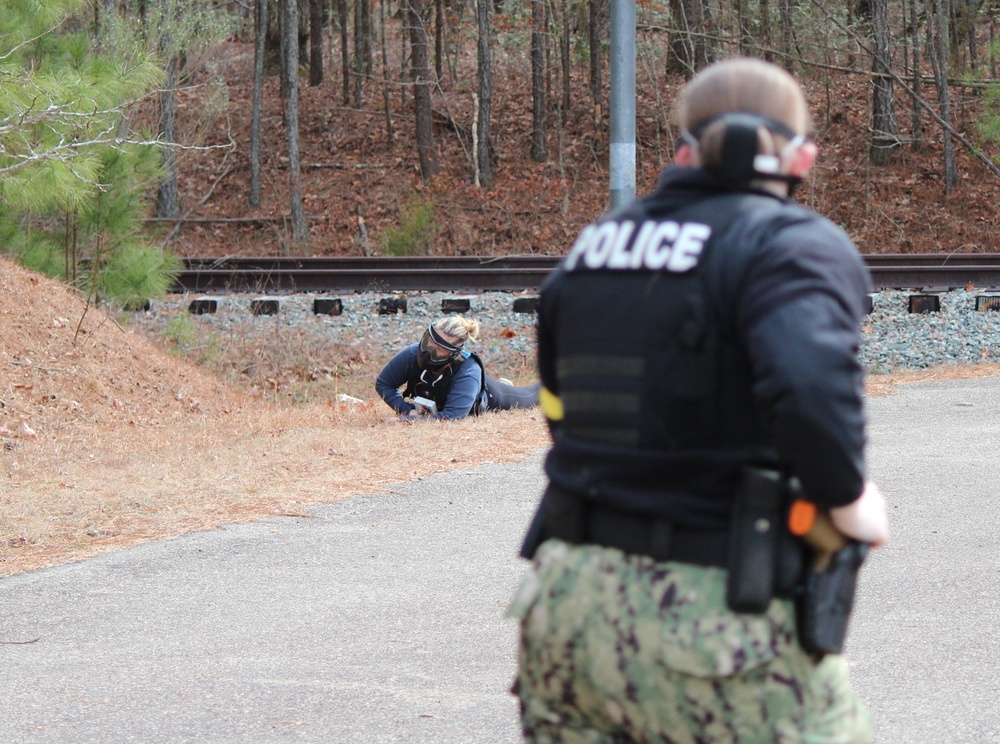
[{"xmin": 508, "ymin": 539, "xmax": 873, "ymax": 744}]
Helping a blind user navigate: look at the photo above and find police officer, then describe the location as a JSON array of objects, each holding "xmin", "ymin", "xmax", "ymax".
[{"xmin": 509, "ymin": 58, "xmax": 890, "ymax": 743}]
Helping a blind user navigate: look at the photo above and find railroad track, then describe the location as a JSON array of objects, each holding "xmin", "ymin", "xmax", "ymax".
[{"xmin": 172, "ymin": 254, "xmax": 1000, "ymax": 294}]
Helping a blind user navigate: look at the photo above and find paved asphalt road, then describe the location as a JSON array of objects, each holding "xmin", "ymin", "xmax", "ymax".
[{"xmin": 1, "ymin": 378, "xmax": 998, "ymax": 743}]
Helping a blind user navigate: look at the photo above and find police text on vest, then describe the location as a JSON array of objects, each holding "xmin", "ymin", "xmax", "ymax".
[{"xmin": 564, "ymin": 220, "xmax": 712, "ymax": 272}]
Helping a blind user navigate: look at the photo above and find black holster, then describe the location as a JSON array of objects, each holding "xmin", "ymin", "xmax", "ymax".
[
  {"xmin": 725, "ymin": 467, "xmax": 868, "ymax": 657},
  {"xmin": 725, "ymin": 466, "xmax": 804, "ymax": 612},
  {"xmin": 796, "ymin": 540, "xmax": 869, "ymax": 656}
]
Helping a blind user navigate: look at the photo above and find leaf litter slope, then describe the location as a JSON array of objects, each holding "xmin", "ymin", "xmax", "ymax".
[
  {"xmin": 164, "ymin": 43, "xmax": 997, "ymax": 259},
  {"xmin": 0, "ymin": 257, "xmax": 549, "ymax": 578}
]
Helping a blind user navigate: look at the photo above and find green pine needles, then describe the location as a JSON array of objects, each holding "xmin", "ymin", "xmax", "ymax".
[{"xmin": 0, "ymin": 0, "xmax": 179, "ymax": 308}]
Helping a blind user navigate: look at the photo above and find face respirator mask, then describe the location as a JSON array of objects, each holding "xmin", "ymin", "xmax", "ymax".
[{"xmin": 417, "ymin": 325, "xmax": 463, "ymax": 368}]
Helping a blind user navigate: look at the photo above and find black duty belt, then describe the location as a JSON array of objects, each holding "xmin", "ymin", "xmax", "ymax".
[
  {"xmin": 541, "ymin": 487, "xmax": 730, "ymax": 568},
  {"xmin": 585, "ymin": 505, "xmax": 729, "ymax": 567}
]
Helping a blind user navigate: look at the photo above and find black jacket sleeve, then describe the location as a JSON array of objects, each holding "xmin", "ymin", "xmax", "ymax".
[{"xmin": 734, "ymin": 214, "xmax": 870, "ymax": 509}]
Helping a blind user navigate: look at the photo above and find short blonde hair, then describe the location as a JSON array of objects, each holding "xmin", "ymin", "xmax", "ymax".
[{"xmin": 434, "ymin": 315, "xmax": 480, "ymax": 344}]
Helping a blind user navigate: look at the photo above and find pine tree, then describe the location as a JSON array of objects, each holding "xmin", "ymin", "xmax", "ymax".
[{"xmin": 0, "ymin": 0, "xmax": 176, "ymax": 308}]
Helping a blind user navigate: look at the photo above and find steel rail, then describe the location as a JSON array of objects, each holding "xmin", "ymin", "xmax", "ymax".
[
  {"xmin": 171, "ymin": 254, "xmax": 1000, "ymax": 294},
  {"xmin": 862, "ymin": 254, "xmax": 1000, "ymax": 290},
  {"xmin": 181, "ymin": 256, "xmax": 560, "ymax": 271}
]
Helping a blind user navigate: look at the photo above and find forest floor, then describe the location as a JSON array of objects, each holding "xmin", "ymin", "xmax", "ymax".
[{"xmin": 160, "ymin": 40, "xmax": 998, "ymax": 261}]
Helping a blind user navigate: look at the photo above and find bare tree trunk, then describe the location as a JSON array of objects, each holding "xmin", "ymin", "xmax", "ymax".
[
  {"xmin": 400, "ymin": 14, "xmax": 408, "ymax": 111},
  {"xmin": 667, "ymin": 0, "xmax": 712, "ymax": 72},
  {"xmin": 696, "ymin": 0, "xmax": 715, "ymax": 68},
  {"xmin": 558, "ymin": 0, "xmax": 570, "ymax": 124},
  {"xmin": 735, "ymin": 0, "xmax": 752, "ymax": 54},
  {"xmin": 948, "ymin": 0, "xmax": 977, "ymax": 70},
  {"xmin": 409, "ymin": 0, "xmax": 440, "ymax": 180},
  {"xmin": 358, "ymin": 0, "xmax": 372, "ymax": 74},
  {"xmin": 851, "ymin": 0, "xmax": 873, "ymax": 68},
  {"xmin": 250, "ymin": 0, "xmax": 268, "ymax": 206},
  {"xmin": 95, "ymin": 0, "xmax": 116, "ymax": 36},
  {"xmin": 309, "ymin": 0, "xmax": 324, "ymax": 85},
  {"xmin": 759, "ymin": 0, "xmax": 773, "ymax": 61},
  {"xmin": 991, "ymin": 10, "xmax": 997, "ymax": 78},
  {"xmin": 353, "ymin": 0, "xmax": 364, "ymax": 105},
  {"xmin": 283, "ymin": 0, "xmax": 308, "ymax": 242},
  {"xmin": 779, "ymin": 0, "xmax": 795, "ymax": 67},
  {"xmin": 279, "ymin": 3, "xmax": 289, "ymax": 102},
  {"xmin": 670, "ymin": 0, "xmax": 690, "ymax": 74},
  {"xmin": 435, "ymin": 0, "xmax": 444, "ymax": 84},
  {"xmin": 588, "ymin": 0, "xmax": 603, "ymax": 102},
  {"xmin": 965, "ymin": 0, "xmax": 979, "ymax": 70},
  {"xmin": 930, "ymin": 0, "xmax": 957, "ymax": 192},
  {"xmin": 298, "ymin": 0, "xmax": 309, "ymax": 64},
  {"xmin": 870, "ymin": 0, "xmax": 899, "ymax": 163},
  {"xmin": 909, "ymin": 0, "xmax": 924, "ymax": 151},
  {"xmin": 380, "ymin": 0, "xmax": 395, "ymax": 145},
  {"xmin": 339, "ymin": 0, "xmax": 350, "ymax": 104},
  {"xmin": 545, "ymin": 0, "xmax": 552, "ymax": 128},
  {"xmin": 476, "ymin": 0, "xmax": 493, "ymax": 186},
  {"xmin": 157, "ymin": 57, "xmax": 180, "ymax": 218},
  {"xmin": 530, "ymin": 0, "xmax": 547, "ymax": 161}
]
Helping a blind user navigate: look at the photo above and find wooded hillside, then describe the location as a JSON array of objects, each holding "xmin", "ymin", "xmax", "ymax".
[
  {"xmin": 4, "ymin": 1, "xmax": 999, "ymax": 271},
  {"xmin": 159, "ymin": 0, "xmax": 998, "ymax": 259}
]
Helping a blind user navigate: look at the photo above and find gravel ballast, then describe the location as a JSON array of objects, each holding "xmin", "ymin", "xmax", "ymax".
[
  {"xmin": 128, "ymin": 288, "xmax": 1000, "ymax": 377},
  {"xmin": 860, "ymin": 290, "xmax": 1000, "ymax": 373}
]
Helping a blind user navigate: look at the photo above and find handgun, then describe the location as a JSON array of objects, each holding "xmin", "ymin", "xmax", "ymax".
[{"xmin": 788, "ymin": 499, "xmax": 869, "ymax": 655}]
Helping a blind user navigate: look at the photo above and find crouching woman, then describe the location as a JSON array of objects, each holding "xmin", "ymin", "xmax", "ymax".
[{"xmin": 376, "ymin": 315, "xmax": 540, "ymax": 421}]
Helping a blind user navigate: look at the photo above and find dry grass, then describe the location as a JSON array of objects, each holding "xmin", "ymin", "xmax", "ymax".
[
  {"xmin": 4, "ymin": 257, "xmax": 1000, "ymax": 578},
  {"xmin": 0, "ymin": 258, "xmax": 549, "ymax": 577},
  {"xmin": 1, "ymin": 399, "xmax": 548, "ymax": 577},
  {"xmin": 863, "ymin": 362, "xmax": 1000, "ymax": 397}
]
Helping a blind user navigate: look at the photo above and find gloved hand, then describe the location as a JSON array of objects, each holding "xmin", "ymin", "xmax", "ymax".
[{"xmin": 829, "ymin": 481, "xmax": 890, "ymax": 547}]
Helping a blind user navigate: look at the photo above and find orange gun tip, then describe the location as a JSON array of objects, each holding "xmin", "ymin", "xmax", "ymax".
[{"xmin": 788, "ymin": 500, "xmax": 818, "ymax": 536}]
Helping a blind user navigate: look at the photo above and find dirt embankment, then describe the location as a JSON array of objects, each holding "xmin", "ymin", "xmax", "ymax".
[{"xmin": 0, "ymin": 257, "xmax": 549, "ymax": 577}]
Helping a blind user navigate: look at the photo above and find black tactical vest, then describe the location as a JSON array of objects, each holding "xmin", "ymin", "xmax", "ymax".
[
  {"xmin": 542, "ymin": 193, "xmax": 840, "ymax": 530},
  {"xmin": 403, "ymin": 352, "xmax": 487, "ymax": 415},
  {"xmin": 554, "ymin": 194, "xmax": 776, "ymax": 449}
]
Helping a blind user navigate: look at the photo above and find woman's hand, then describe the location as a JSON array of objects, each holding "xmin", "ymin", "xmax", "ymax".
[{"xmin": 829, "ymin": 481, "xmax": 890, "ymax": 548}]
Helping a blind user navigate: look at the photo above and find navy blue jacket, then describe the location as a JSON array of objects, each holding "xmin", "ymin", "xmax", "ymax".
[{"xmin": 376, "ymin": 344, "xmax": 484, "ymax": 420}]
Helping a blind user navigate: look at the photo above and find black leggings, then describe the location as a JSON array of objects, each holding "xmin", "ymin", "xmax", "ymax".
[{"xmin": 483, "ymin": 376, "xmax": 540, "ymax": 411}]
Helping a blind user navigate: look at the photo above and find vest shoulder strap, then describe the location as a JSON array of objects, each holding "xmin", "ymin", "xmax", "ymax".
[{"xmin": 466, "ymin": 352, "xmax": 489, "ymax": 416}]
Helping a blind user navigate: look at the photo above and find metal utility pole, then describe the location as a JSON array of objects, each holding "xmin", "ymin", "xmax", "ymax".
[{"xmin": 609, "ymin": 0, "xmax": 636, "ymax": 210}]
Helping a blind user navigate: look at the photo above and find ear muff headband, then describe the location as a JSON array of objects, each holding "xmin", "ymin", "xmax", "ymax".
[
  {"xmin": 683, "ymin": 112, "xmax": 805, "ymax": 188},
  {"xmin": 687, "ymin": 112, "xmax": 799, "ymax": 141}
]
